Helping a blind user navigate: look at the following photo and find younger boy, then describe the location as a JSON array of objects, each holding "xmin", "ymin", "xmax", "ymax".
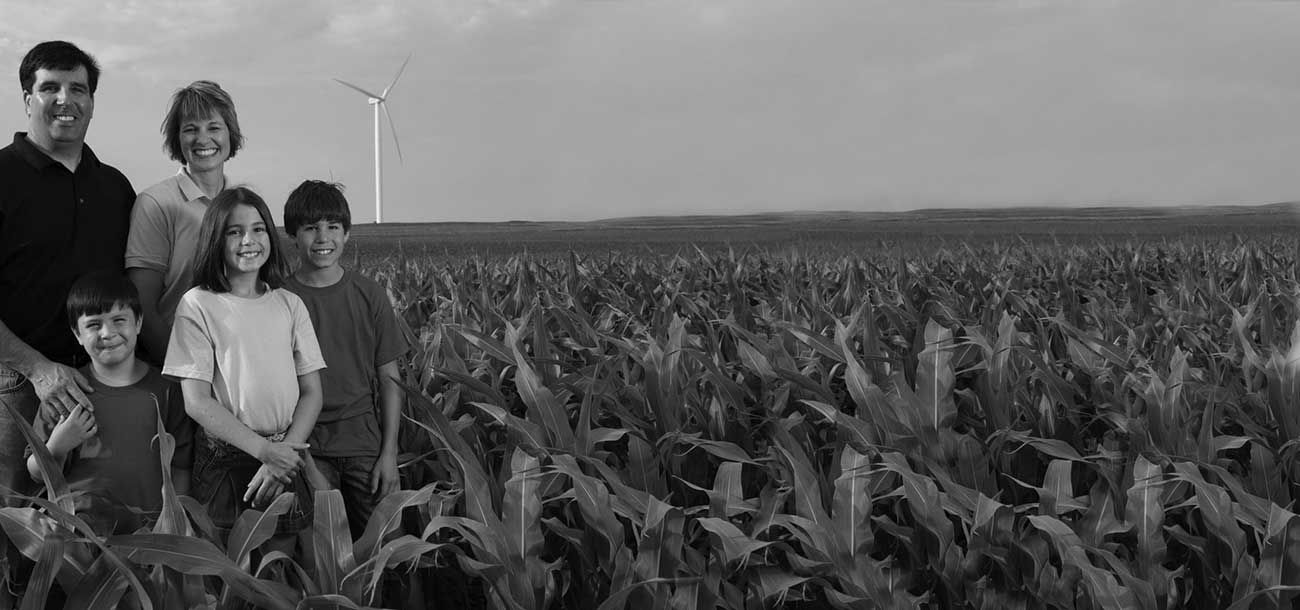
[
  {"xmin": 26, "ymin": 271, "xmax": 193, "ymax": 534},
  {"xmin": 283, "ymin": 180, "xmax": 409, "ymax": 537}
]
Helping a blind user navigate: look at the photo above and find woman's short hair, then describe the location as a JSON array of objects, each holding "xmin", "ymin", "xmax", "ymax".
[{"xmin": 161, "ymin": 80, "xmax": 245, "ymax": 163}]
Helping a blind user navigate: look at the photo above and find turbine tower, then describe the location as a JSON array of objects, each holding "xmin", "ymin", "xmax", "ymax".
[{"xmin": 334, "ymin": 54, "xmax": 411, "ymax": 224}]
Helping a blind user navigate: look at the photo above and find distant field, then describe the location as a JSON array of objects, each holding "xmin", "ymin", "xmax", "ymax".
[{"xmin": 341, "ymin": 203, "xmax": 1300, "ymax": 259}]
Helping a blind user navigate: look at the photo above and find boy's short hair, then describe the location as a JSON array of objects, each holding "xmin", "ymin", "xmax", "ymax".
[
  {"xmin": 161, "ymin": 80, "xmax": 245, "ymax": 163},
  {"xmin": 20, "ymin": 41, "xmax": 101, "ymax": 95},
  {"xmin": 66, "ymin": 271, "xmax": 142, "ymax": 328},
  {"xmin": 283, "ymin": 180, "xmax": 352, "ymax": 236}
]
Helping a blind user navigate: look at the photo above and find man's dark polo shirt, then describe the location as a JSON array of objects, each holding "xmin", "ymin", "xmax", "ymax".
[{"xmin": 0, "ymin": 132, "xmax": 135, "ymax": 367}]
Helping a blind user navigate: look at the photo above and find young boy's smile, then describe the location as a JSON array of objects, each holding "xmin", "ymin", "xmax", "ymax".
[
  {"xmin": 293, "ymin": 219, "xmax": 349, "ymax": 271},
  {"xmin": 73, "ymin": 304, "xmax": 141, "ymax": 367}
]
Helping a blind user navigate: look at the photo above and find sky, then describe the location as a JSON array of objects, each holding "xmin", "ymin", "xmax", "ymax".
[{"xmin": 2, "ymin": 0, "xmax": 1300, "ymax": 223}]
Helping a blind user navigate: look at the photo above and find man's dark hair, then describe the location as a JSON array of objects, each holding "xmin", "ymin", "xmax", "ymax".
[
  {"xmin": 192, "ymin": 186, "xmax": 289, "ymax": 293},
  {"xmin": 20, "ymin": 41, "xmax": 100, "ymax": 95},
  {"xmin": 283, "ymin": 180, "xmax": 352, "ymax": 236},
  {"xmin": 66, "ymin": 271, "xmax": 141, "ymax": 328},
  {"xmin": 161, "ymin": 80, "xmax": 245, "ymax": 163}
]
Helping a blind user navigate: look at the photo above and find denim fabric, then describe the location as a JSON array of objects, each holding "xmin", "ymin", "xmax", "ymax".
[
  {"xmin": 0, "ymin": 366, "xmax": 37, "ymax": 598},
  {"xmin": 0, "ymin": 367, "xmax": 38, "ymax": 506},
  {"xmin": 312, "ymin": 453, "xmax": 381, "ymax": 538},
  {"xmin": 191, "ymin": 430, "xmax": 313, "ymax": 538}
]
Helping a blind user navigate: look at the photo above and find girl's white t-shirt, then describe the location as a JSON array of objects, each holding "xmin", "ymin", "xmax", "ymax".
[{"xmin": 164, "ymin": 286, "xmax": 327, "ymax": 435}]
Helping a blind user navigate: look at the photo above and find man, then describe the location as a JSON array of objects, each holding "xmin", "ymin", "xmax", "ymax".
[{"xmin": 0, "ymin": 41, "xmax": 134, "ymax": 507}]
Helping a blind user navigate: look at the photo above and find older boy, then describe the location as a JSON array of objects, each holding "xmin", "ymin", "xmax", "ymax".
[
  {"xmin": 283, "ymin": 180, "xmax": 409, "ymax": 536},
  {"xmin": 26, "ymin": 271, "xmax": 193, "ymax": 534}
]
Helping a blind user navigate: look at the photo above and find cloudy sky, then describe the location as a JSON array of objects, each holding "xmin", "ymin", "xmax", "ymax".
[{"xmin": 2, "ymin": 1, "xmax": 1299, "ymax": 223}]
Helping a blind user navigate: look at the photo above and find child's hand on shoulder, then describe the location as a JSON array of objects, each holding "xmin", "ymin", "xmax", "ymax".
[{"xmin": 48, "ymin": 404, "xmax": 97, "ymax": 456}]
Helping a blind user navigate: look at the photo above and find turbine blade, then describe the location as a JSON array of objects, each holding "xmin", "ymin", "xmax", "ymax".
[
  {"xmin": 333, "ymin": 78, "xmax": 384, "ymax": 100},
  {"xmin": 381, "ymin": 53, "xmax": 413, "ymax": 98},
  {"xmin": 382, "ymin": 102, "xmax": 403, "ymax": 164}
]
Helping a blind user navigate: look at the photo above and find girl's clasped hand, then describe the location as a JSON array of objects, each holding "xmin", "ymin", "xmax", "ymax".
[{"xmin": 244, "ymin": 439, "xmax": 310, "ymax": 507}]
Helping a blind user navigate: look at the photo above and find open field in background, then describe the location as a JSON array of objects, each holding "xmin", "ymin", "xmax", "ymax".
[
  {"xmin": 340, "ymin": 203, "xmax": 1300, "ymax": 259},
  {"xmin": 13, "ymin": 204, "xmax": 1300, "ymax": 608},
  {"xmin": 335, "ymin": 204, "xmax": 1300, "ymax": 608}
]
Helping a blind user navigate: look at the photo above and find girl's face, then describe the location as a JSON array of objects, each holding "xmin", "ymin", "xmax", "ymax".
[{"xmin": 222, "ymin": 203, "xmax": 271, "ymax": 280}]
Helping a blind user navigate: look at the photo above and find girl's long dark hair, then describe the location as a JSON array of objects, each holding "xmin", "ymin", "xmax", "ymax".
[{"xmin": 191, "ymin": 186, "xmax": 289, "ymax": 292}]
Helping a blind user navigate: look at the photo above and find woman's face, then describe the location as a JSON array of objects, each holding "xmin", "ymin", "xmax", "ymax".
[{"xmin": 180, "ymin": 112, "xmax": 230, "ymax": 174}]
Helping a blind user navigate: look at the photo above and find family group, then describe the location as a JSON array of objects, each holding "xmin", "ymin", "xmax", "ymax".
[{"xmin": 0, "ymin": 40, "xmax": 410, "ymax": 600}]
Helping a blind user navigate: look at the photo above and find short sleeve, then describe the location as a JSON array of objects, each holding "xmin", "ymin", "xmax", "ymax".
[
  {"xmin": 288, "ymin": 293, "xmax": 327, "ymax": 376},
  {"xmin": 368, "ymin": 278, "xmax": 411, "ymax": 368},
  {"xmin": 162, "ymin": 381, "xmax": 195, "ymax": 471},
  {"xmin": 124, "ymin": 192, "xmax": 170, "ymax": 273},
  {"xmin": 162, "ymin": 293, "xmax": 215, "ymax": 383}
]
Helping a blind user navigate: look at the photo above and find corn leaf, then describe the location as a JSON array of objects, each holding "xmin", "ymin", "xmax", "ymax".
[
  {"xmin": 62, "ymin": 553, "xmax": 131, "ymax": 610},
  {"xmin": 831, "ymin": 445, "xmax": 874, "ymax": 560},
  {"xmin": 694, "ymin": 517, "xmax": 777, "ymax": 568},
  {"xmin": 108, "ymin": 533, "xmax": 297, "ymax": 609},
  {"xmin": 551, "ymin": 454, "xmax": 624, "ymax": 562},
  {"xmin": 508, "ymin": 324, "xmax": 576, "ymax": 450},
  {"xmin": 1, "ymin": 398, "xmax": 71, "ymax": 513},
  {"xmin": 353, "ymin": 485, "xmax": 435, "ymax": 561},
  {"xmin": 226, "ymin": 490, "xmax": 295, "ymax": 572},
  {"xmin": 20, "ymin": 529, "xmax": 65, "ymax": 610},
  {"xmin": 1126, "ymin": 455, "xmax": 1166, "ymax": 578},
  {"xmin": 915, "ymin": 318, "xmax": 958, "ymax": 431},
  {"xmin": 312, "ymin": 488, "xmax": 357, "ymax": 596}
]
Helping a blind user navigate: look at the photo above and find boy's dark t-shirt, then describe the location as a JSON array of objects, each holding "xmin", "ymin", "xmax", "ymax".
[
  {"xmin": 285, "ymin": 269, "xmax": 409, "ymax": 457},
  {"xmin": 29, "ymin": 365, "xmax": 194, "ymax": 528}
]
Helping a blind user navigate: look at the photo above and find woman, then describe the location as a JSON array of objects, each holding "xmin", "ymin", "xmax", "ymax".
[{"xmin": 124, "ymin": 81, "xmax": 245, "ymax": 363}]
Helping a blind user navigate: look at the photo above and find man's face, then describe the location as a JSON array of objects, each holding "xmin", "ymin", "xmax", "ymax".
[
  {"xmin": 72, "ymin": 305, "xmax": 140, "ymax": 368},
  {"xmin": 25, "ymin": 65, "xmax": 94, "ymax": 150}
]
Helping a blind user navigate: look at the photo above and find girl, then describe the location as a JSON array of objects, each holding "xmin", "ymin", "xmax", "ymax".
[{"xmin": 163, "ymin": 186, "xmax": 325, "ymax": 542}]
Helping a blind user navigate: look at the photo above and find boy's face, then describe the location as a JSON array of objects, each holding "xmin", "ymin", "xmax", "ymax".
[
  {"xmin": 293, "ymin": 219, "xmax": 349, "ymax": 271},
  {"xmin": 72, "ymin": 305, "xmax": 140, "ymax": 367}
]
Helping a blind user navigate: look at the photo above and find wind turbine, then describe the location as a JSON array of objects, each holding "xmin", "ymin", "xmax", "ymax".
[{"xmin": 334, "ymin": 54, "xmax": 411, "ymax": 224}]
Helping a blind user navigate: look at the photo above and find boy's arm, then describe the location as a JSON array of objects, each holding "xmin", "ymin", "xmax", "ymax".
[
  {"xmin": 370, "ymin": 359, "xmax": 403, "ymax": 497},
  {"xmin": 284, "ymin": 370, "xmax": 323, "ymax": 446},
  {"xmin": 25, "ymin": 404, "xmax": 94, "ymax": 481}
]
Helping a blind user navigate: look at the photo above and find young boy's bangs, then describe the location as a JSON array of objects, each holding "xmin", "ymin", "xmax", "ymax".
[{"xmin": 66, "ymin": 271, "xmax": 142, "ymax": 328}]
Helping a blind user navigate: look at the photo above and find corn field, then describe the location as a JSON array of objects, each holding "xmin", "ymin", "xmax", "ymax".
[{"xmin": 8, "ymin": 234, "xmax": 1300, "ymax": 609}]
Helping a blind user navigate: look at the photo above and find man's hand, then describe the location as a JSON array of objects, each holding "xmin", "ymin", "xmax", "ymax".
[
  {"xmin": 369, "ymin": 451, "xmax": 400, "ymax": 500},
  {"xmin": 29, "ymin": 360, "xmax": 93, "ymax": 417},
  {"xmin": 48, "ymin": 404, "xmax": 96, "ymax": 457}
]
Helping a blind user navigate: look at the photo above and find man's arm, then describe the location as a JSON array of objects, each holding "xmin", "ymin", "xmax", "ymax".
[
  {"xmin": 127, "ymin": 268, "xmax": 169, "ymax": 364},
  {"xmin": 0, "ymin": 318, "xmax": 91, "ymax": 416}
]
